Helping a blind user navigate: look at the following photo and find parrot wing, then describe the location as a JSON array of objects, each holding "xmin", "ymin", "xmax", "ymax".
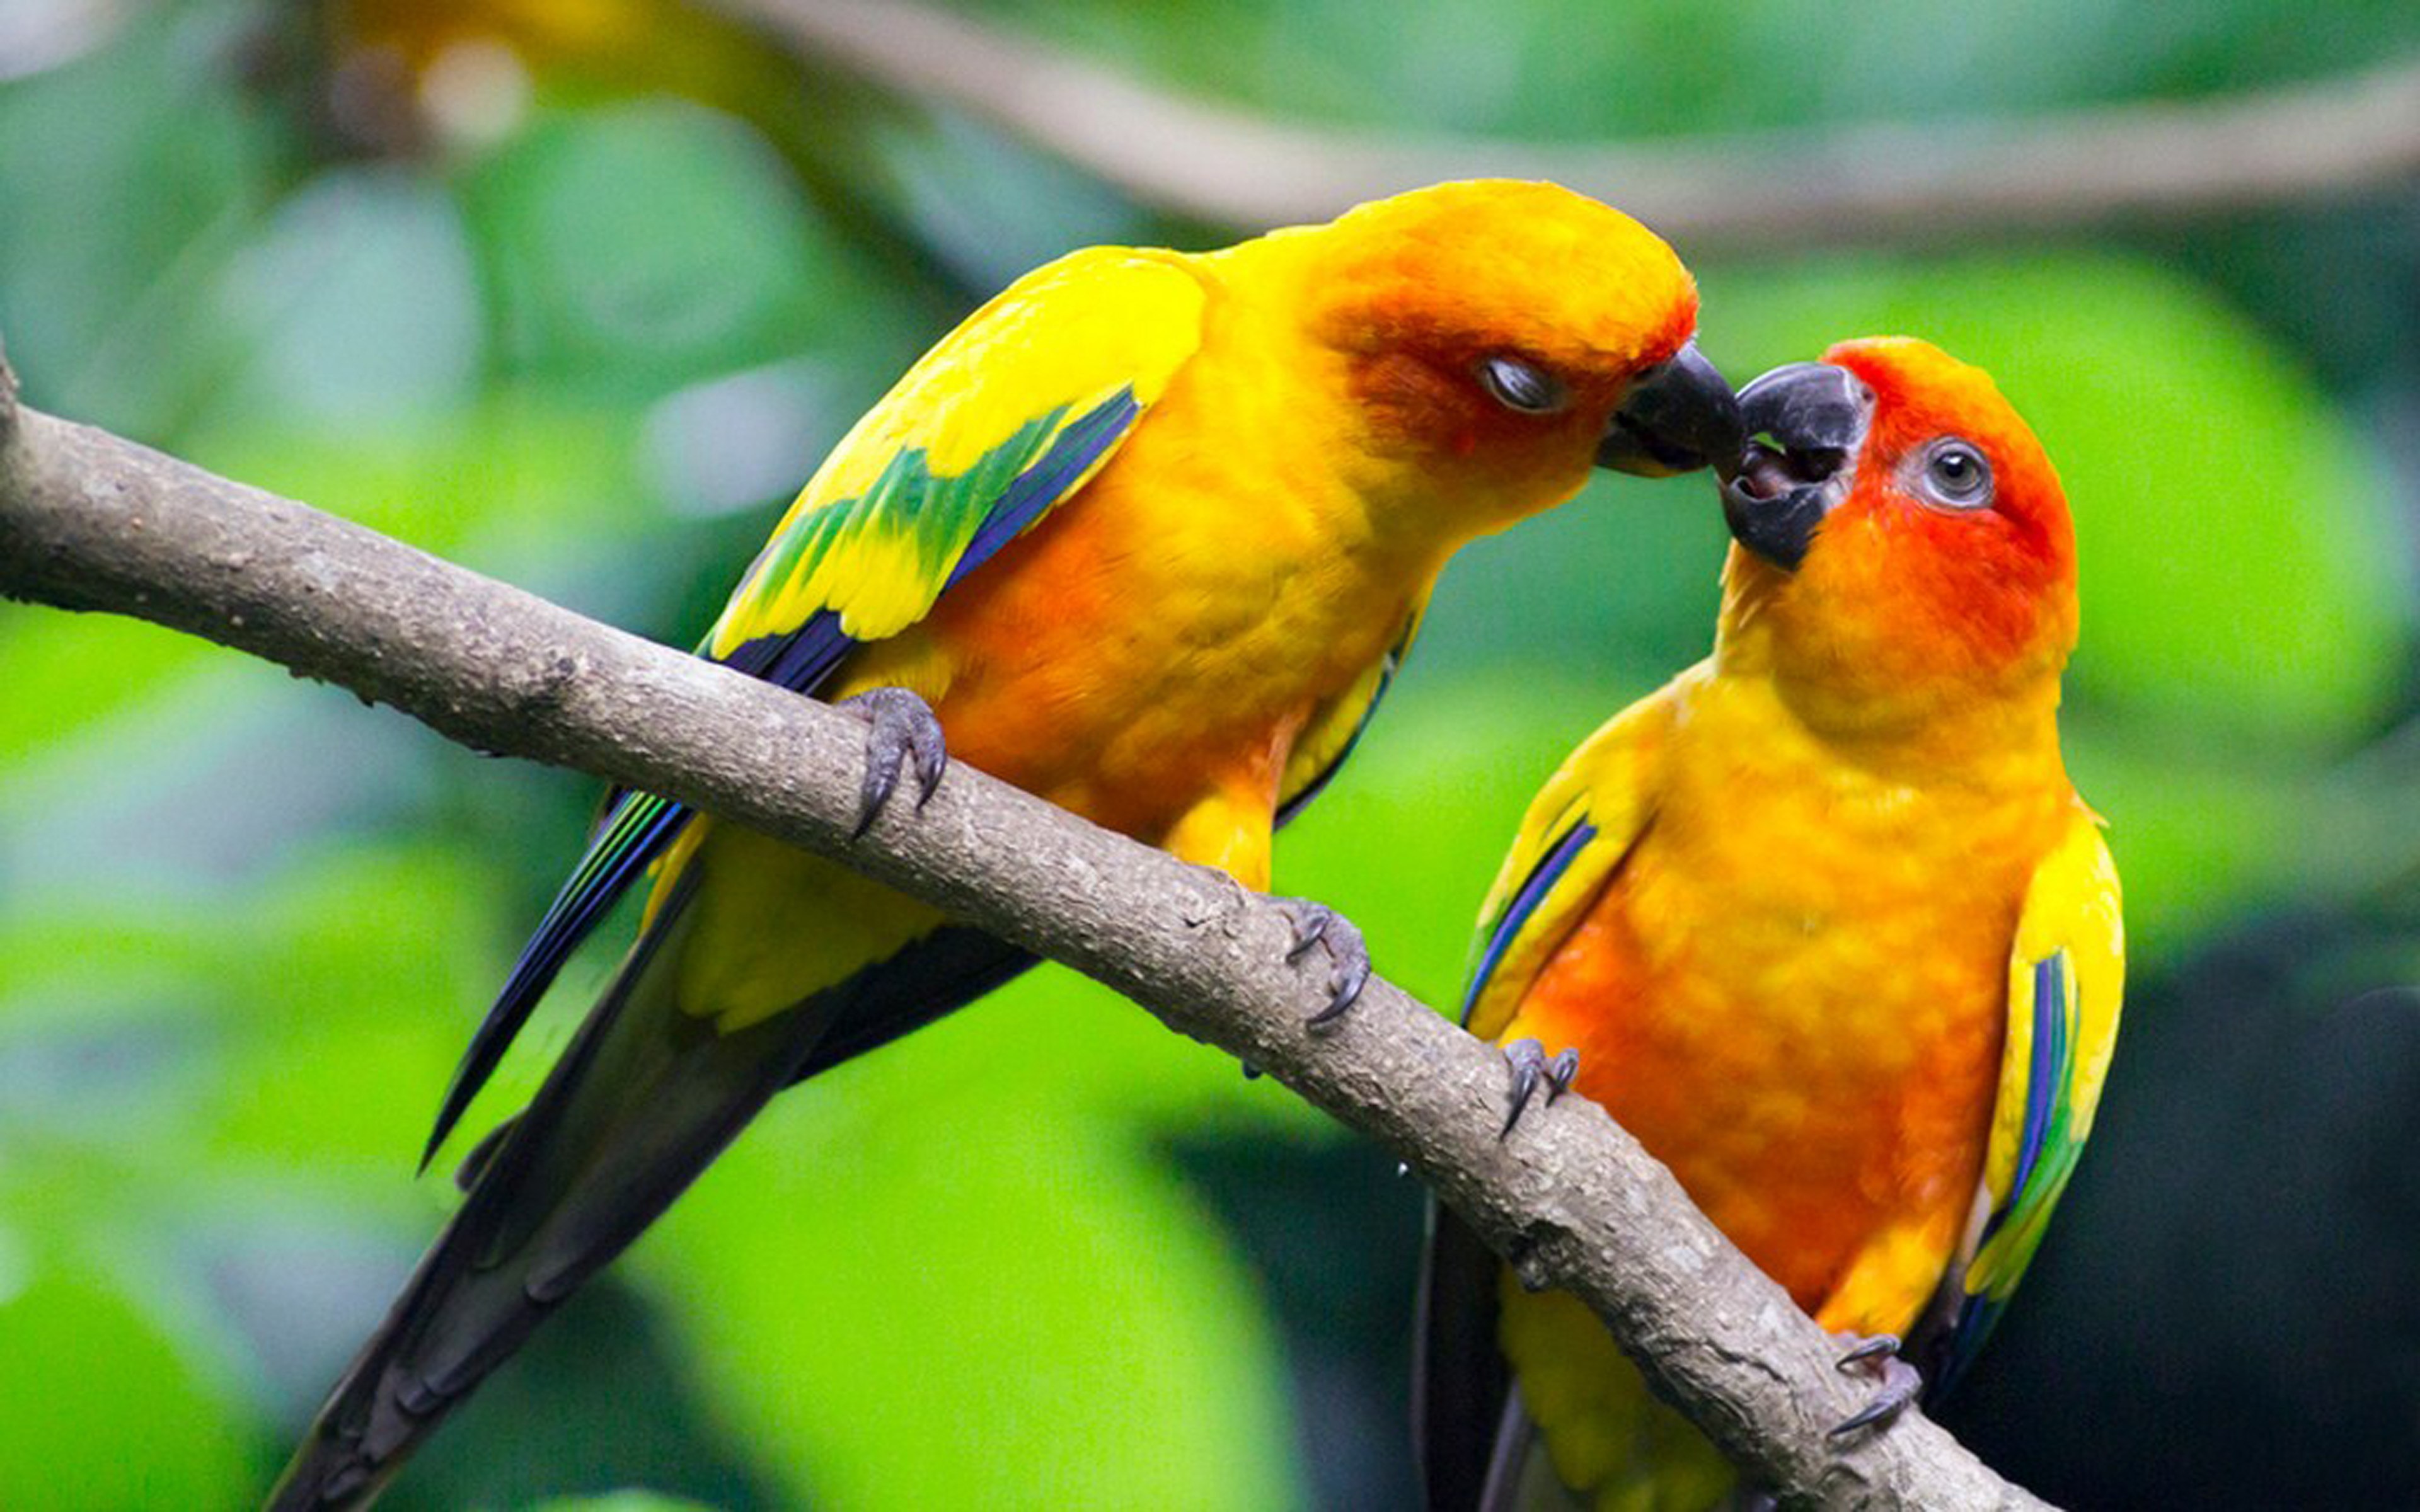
[
  {"xmin": 422, "ymin": 248, "xmax": 1212, "ymax": 1164},
  {"xmin": 1460, "ymin": 682, "xmax": 1678, "ymax": 1039},
  {"xmin": 1916, "ymin": 807, "xmax": 2124, "ymax": 1395},
  {"xmin": 1417, "ymin": 680, "xmax": 1678, "ymax": 1511}
]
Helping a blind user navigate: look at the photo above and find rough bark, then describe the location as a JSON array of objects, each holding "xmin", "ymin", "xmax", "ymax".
[{"xmin": 0, "ymin": 356, "xmax": 2051, "ymax": 1509}]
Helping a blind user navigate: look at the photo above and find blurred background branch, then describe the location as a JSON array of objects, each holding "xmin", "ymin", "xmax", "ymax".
[{"xmin": 721, "ymin": 0, "xmax": 2420, "ymax": 245}]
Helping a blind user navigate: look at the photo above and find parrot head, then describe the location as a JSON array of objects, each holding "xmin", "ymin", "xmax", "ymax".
[
  {"xmin": 1257, "ymin": 180, "xmax": 1741, "ymax": 523},
  {"xmin": 1715, "ymin": 336, "xmax": 2078, "ymax": 722}
]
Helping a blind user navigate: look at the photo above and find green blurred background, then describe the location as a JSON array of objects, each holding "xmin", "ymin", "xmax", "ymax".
[{"xmin": 3, "ymin": 1, "xmax": 2417, "ymax": 1506}]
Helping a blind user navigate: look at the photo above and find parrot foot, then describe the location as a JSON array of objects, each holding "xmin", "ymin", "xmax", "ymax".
[
  {"xmin": 1270, "ymin": 896, "xmax": 1371, "ymax": 1027},
  {"xmin": 1827, "ymin": 1332, "xmax": 1923, "ymax": 1438},
  {"xmin": 1499, "ymin": 1038, "xmax": 1581, "ymax": 1138},
  {"xmin": 839, "ymin": 687, "xmax": 948, "ymax": 839}
]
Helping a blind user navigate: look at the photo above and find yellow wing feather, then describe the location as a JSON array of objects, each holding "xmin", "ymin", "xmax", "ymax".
[
  {"xmin": 703, "ymin": 247, "xmax": 1210, "ymax": 658},
  {"xmin": 1463, "ymin": 676, "xmax": 1682, "ymax": 1041}
]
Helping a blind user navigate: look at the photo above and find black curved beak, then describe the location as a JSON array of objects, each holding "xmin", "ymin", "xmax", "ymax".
[
  {"xmin": 1719, "ymin": 361, "xmax": 1872, "ymax": 570},
  {"xmin": 1596, "ymin": 342, "xmax": 1745, "ymax": 480}
]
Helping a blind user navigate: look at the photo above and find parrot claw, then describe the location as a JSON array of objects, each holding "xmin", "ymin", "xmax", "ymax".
[
  {"xmin": 1827, "ymin": 1332, "xmax": 1923, "ymax": 1439},
  {"xmin": 1499, "ymin": 1038, "xmax": 1581, "ymax": 1137},
  {"xmin": 839, "ymin": 687, "xmax": 948, "ymax": 839},
  {"xmin": 1270, "ymin": 896, "xmax": 1371, "ymax": 1027}
]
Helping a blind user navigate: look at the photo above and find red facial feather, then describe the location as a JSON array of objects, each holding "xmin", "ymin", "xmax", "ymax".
[
  {"xmin": 1814, "ymin": 339, "xmax": 2078, "ymax": 692},
  {"xmin": 1347, "ymin": 340, "xmax": 1589, "ymax": 461}
]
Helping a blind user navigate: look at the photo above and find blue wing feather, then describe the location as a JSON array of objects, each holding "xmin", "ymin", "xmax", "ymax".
[
  {"xmin": 1460, "ymin": 821, "xmax": 1598, "ymax": 1027},
  {"xmin": 947, "ymin": 392, "xmax": 1138, "ymax": 588},
  {"xmin": 1933, "ymin": 952, "xmax": 2071, "ymax": 1395},
  {"xmin": 420, "ymin": 793, "xmax": 691, "ymax": 1167},
  {"xmin": 2003, "ymin": 954, "xmax": 2068, "ymax": 1232}
]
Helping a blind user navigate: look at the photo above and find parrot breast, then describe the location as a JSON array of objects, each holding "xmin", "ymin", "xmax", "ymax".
[{"xmin": 1504, "ymin": 667, "xmax": 2070, "ymax": 1320}]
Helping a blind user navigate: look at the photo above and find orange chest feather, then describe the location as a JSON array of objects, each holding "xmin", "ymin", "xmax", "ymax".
[{"xmin": 1508, "ymin": 692, "xmax": 2069, "ymax": 1306}]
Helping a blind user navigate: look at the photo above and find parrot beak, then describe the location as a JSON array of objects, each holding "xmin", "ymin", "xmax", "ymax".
[
  {"xmin": 1719, "ymin": 361, "xmax": 1872, "ymax": 570},
  {"xmin": 1597, "ymin": 342, "xmax": 1746, "ymax": 480}
]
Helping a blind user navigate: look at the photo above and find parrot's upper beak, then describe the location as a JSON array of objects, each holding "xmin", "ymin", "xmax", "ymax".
[
  {"xmin": 1596, "ymin": 342, "xmax": 1745, "ymax": 480},
  {"xmin": 1719, "ymin": 361, "xmax": 1872, "ymax": 570}
]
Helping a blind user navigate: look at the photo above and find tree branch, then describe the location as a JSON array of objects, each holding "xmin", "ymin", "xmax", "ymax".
[
  {"xmin": 0, "ymin": 352, "xmax": 2049, "ymax": 1509},
  {"xmin": 716, "ymin": 0, "xmax": 2420, "ymax": 248}
]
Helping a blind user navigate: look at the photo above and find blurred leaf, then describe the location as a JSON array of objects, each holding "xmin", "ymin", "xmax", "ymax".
[
  {"xmin": 0, "ymin": 0, "xmax": 276, "ymax": 435},
  {"xmin": 0, "ymin": 0, "xmax": 134, "ymax": 83},
  {"xmin": 199, "ymin": 844, "xmax": 504, "ymax": 1171},
  {"xmin": 2061, "ymin": 718, "xmax": 2299, "ymax": 943},
  {"xmin": 461, "ymin": 98, "xmax": 876, "ymax": 397},
  {"xmin": 185, "ymin": 389, "xmax": 649, "ymax": 568},
  {"xmin": 0, "ymin": 845, "xmax": 494, "ymax": 1225},
  {"xmin": 0, "ymin": 665, "xmax": 442, "ymax": 904},
  {"xmin": 1410, "ymin": 467, "xmax": 1731, "ymax": 687},
  {"xmin": 197, "ymin": 167, "xmax": 483, "ymax": 432},
  {"xmin": 0, "ymin": 614, "xmax": 216, "ymax": 764},
  {"xmin": 867, "ymin": 105, "xmax": 1152, "ymax": 294},
  {"xmin": 527, "ymin": 1494, "xmax": 721, "ymax": 1512},
  {"xmin": 656, "ymin": 1070, "xmax": 1304, "ymax": 1510},
  {"xmin": 0, "ymin": 1268, "xmax": 254, "ymax": 1509}
]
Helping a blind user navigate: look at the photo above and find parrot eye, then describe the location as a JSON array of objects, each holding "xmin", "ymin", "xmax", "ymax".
[
  {"xmin": 1916, "ymin": 438, "xmax": 1994, "ymax": 510},
  {"xmin": 1476, "ymin": 355, "xmax": 1569, "ymax": 416}
]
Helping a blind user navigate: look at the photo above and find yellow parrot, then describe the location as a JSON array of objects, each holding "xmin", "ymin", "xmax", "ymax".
[
  {"xmin": 270, "ymin": 179, "xmax": 1741, "ymax": 1507},
  {"xmin": 1419, "ymin": 338, "xmax": 2123, "ymax": 1509}
]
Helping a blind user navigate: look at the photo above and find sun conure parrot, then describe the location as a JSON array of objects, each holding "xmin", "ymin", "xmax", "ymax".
[
  {"xmin": 267, "ymin": 178, "xmax": 1743, "ymax": 1508},
  {"xmin": 1416, "ymin": 337, "xmax": 2124, "ymax": 1510}
]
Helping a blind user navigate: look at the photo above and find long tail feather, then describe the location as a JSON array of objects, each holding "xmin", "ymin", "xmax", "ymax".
[
  {"xmin": 268, "ymin": 883, "xmax": 830, "ymax": 1509},
  {"xmin": 1416, "ymin": 1199, "xmax": 1516, "ymax": 1511}
]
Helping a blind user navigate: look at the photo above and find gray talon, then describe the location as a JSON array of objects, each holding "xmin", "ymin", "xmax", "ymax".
[
  {"xmin": 1285, "ymin": 907, "xmax": 1328, "ymax": 959},
  {"xmin": 1828, "ymin": 1332, "xmax": 1922, "ymax": 1438},
  {"xmin": 1270, "ymin": 897, "xmax": 1370, "ymax": 1026},
  {"xmin": 1548, "ymin": 1047, "xmax": 1579, "ymax": 1095},
  {"xmin": 1501, "ymin": 1039, "xmax": 1581, "ymax": 1137},
  {"xmin": 840, "ymin": 687, "xmax": 947, "ymax": 837}
]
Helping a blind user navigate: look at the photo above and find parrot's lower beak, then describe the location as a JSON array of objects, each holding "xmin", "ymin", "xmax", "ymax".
[
  {"xmin": 1596, "ymin": 342, "xmax": 1744, "ymax": 480},
  {"xmin": 1719, "ymin": 361, "xmax": 1872, "ymax": 570}
]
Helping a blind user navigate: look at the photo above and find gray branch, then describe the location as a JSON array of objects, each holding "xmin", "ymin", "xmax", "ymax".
[
  {"xmin": 720, "ymin": 0, "xmax": 2420, "ymax": 248},
  {"xmin": 0, "ymin": 352, "xmax": 2049, "ymax": 1509}
]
